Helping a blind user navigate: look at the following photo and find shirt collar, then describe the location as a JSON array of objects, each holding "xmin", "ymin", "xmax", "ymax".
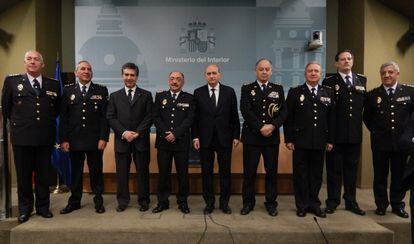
[
  {"xmin": 170, "ymin": 90, "xmax": 181, "ymax": 97},
  {"xmin": 78, "ymin": 81, "xmax": 91, "ymax": 90},
  {"xmin": 256, "ymin": 80, "xmax": 269, "ymax": 87},
  {"xmin": 27, "ymin": 73, "xmax": 42, "ymax": 85},
  {"xmin": 124, "ymin": 86, "xmax": 137, "ymax": 94},
  {"xmin": 208, "ymin": 82, "xmax": 220, "ymax": 91},
  {"xmin": 383, "ymin": 82, "xmax": 398, "ymax": 91},
  {"xmin": 338, "ymin": 71, "xmax": 353, "ymax": 82}
]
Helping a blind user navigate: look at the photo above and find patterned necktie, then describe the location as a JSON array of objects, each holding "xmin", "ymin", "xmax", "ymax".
[
  {"xmin": 345, "ymin": 75, "xmax": 352, "ymax": 86},
  {"xmin": 261, "ymin": 84, "xmax": 267, "ymax": 93},
  {"xmin": 33, "ymin": 78, "xmax": 41, "ymax": 95},
  {"xmin": 311, "ymin": 87, "xmax": 316, "ymax": 98},
  {"xmin": 81, "ymin": 85, "xmax": 87, "ymax": 97},
  {"xmin": 211, "ymin": 88, "xmax": 217, "ymax": 108},
  {"xmin": 172, "ymin": 93, "xmax": 177, "ymax": 102},
  {"xmin": 128, "ymin": 89, "xmax": 133, "ymax": 103}
]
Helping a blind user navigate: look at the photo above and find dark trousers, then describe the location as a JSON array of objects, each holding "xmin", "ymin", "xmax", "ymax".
[
  {"xmin": 156, "ymin": 148, "xmax": 189, "ymax": 206},
  {"xmin": 372, "ymin": 150, "xmax": 407, "ymax": 210},
  {"xmin": 326, "ymin": 143, "xmax": 361, "ymax": 209},
  {"xmin": 200, "ymin": 138, "xmax": 232, "ymax": 208},
  {"xmin": 242, "ymin": 144, "xmax": 279, "ymax": 208},
  {"xmin": 115, "ymin": 148, "xmax": 150, "ymax": 206},
  {"xmin": 293, "ymin": 149, "xmax": 324, "ymax": 211},
  {"xmin": 68, "ymin": 150, "xmax": 104, "ymax": 207},
  {"xmin": 12, "ymin": 145, "xmax": 52, "ymax": 214}
]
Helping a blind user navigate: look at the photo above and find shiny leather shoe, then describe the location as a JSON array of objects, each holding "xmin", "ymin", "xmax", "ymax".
[
  {"xmin": 139, "ymin": 204, "xmax": 149, "ymax": 212},
  {"xmin": 296, "ymin": 209, "xmax": 306, "ymax": 217},
  {"xmin": 116, "ymin": 205, "xmax": 127, "ymax": 212},
  {"xmin": 220, "ymin": 205, "xmax": 232, "ymax": 214},
  {"xmin": 17, "ymin": 214, "xmax": 30, "ymax": 223},
  {"xmin": 152, "ymin": 205, "xmax": 169, "ymax": 213},
  {"xmin": 392, "ymin": 208, "xmax": 409, "ymax": 218},
  {"xmin": 60, "ymin": 204, "xmax": 81, "ymax": 215},
  {"xmin": 266, "ymin": 207, "xmax": 278, "ymax": 217},
  {"xmin": 203, "ymin": 205, "xmax": 214, "ymax": 215},
  {"xmin": 375, "ymin": 208, "xmax": 386, "ymax": 216},
  {"xmin": 324, "ymin": 207, "xmax": 335, "ymax": 214},
  {"xmin": 240, "ymin": 205, "xmax": 253, "ymax": 215},
  {"xmin": 178, "ymin": 204, "xmax": 190, "ymax": 214},
  {"xmin": 36, "ymin": 210, "xmax": 53, "ymax": 218},
  {"xmin": 95, "ymin": 204, "xmax": 105, "ymax": 214},
  {"xmin": 345, "ymin": 203, "xmax": 365, "ymax": 216},
  {"xmin": 310, "ymin": 208, "xmax": 326, "ymax": 218}
]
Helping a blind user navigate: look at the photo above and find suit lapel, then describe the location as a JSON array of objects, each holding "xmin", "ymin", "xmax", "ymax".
[
  {"xmin": 83, "ymin": 82, "xmax": 94, "ymax": 101},
  {"xmin": 202, "ymin": 85, "xmax": 215, "ymax": 113},
  {"xmin": 130, "ymin": 86, "xmax": 141, "ymax": 106},
  {"xmin": 22, "ymin": 74, "xmax": 38, "ymax": 96}
]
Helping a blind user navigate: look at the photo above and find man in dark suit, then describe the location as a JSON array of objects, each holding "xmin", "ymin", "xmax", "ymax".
[
  {"xmin": 152, "ymin": 71, "xmax": 195, "ymax": 214},
  {"xmin": 240, "ymin": 58, "xmax": 287, "ymax": 217},
  {"xmin": 322, "ymin": 50, "xmax": 366, "ymax": 216},
  {"xmin": 193, "ymin": 64, "xmax": 240, "ymax": 214},
  {"xmin": 284, "ymin": 61, "xmax": 335, "ymax": 218},
  {"xmin": 363, "ymin": 61, "xmax": 414, "ymax": 218},
  {"xmin": 59, "ymin": 61, "xmax": 109, "ymax": 214},
  {"xmin": 107, "ymin": 62, "xmax": 153, "ymax": 212},
  {"xmin": 1, "ymin": 50, "xmax": 60, "ymax": 223}
]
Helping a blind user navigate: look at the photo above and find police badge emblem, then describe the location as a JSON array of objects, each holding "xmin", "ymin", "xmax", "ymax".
[
  {"xmin": 377, "ymin": 97, "xmax": 382, "ymax": 104},
  {"xmin": 162, "ymin": 99, "xmax": 167, "ymax": 105},
  {"xmin": 300, "ymin": 94, "xmax": 305, "ymax": 102},
  {"xmin": 70, "ymin": 94, "xmax": 76, "ymax": 101},
  {"xmin": 335, "ymin": 84, "xmax": 340, "ymax": 91},
  {"xmin": 17, "ymin": 84, "xmax": 24, "ymax": 91},
  {"xmin": 250, "ymin": 90, "xmax": 256, "ymax": 96}
]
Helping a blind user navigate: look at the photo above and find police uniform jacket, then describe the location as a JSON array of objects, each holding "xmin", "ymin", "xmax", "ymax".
[
  {"xmin": 107, "ymin": 87, "xmax": 153, "ymax": 153},
  {"xmin": 322, "ymin": 73, "xmax": 366, "ymax": 144},
  {"xmin": 153, "ymin": 90, "xmax": 195, "ymax": 151},
  {"xmin": 1, "ymin": 74, "xmax": 60, "ymax": 146},
  {"xmin": 240, "ymin": 81, "xmax": 287, "ymax": 145},
  {"xmin": 363, "ymin": 83, "xmax": 414, "ymax": 152},
  {"xmin": 60, "ymin": 82, "xmax": 110, "ymax": 151},
  {"xmin": 284, "ymin": 83, "xmax": 335, "ymax": 150}
]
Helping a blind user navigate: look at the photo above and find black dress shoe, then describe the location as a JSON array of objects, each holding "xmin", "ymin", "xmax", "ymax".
[
  {"xmin": 345, "ymin": 203, "xmax": 365, "ymax": 216},
  {"xmin": 178, "ymin": 204, "xmax": 190, "ymax": 214},
  {"xmin": 375, "ymin": 208, "xmax": 386, "ymax": 216},
  {"xmin": 266, "ymin": 207, "xmax": 278, "ymax": 217},
  {"xmin": 310, "ymin": 208, "xmax": 326, "ymax": 218},
  {"xmin": 116, "ymin": 205, "xmax": 127, "ymax": 212},
  {"xmin": 296, "ymin": 209, "xmax": 306, "ymax": 217},
  {"xmin": 36, "ymin": 210, "xmax": 53, "ymax": 218},
  {"xmin": 324, "ymin": 207, "xmax": 335, "ymax": 214},
  {"xmin": 95, "ymin": 204, "xmax": 105, "ymax": 214},
  {"xmin": 240, "ymin": 205, "xmax": 253, "ymax": 215},
  {"xmin": 220, "ymin": 206, "xmax": 232, "ymax": 214},
  {"xmin": 18, "ymin": 214, "xmax": 30, "ymax": 223},
  {"xmin": 139, "ymin": 204, "xmax": 149, "ymax": 212},
  {"xmin": 60, "ymin": 204, "xmax": 81, "ymax": 215},
  {"xmin": 152, "ymin": 205, "xmax": 169, "ymax": 213},
  {"xmin": 392, "ymin": 208, "xmax": 409, "ymax": 218},
  {"xmin": 203, "ymin": 205, "xmax": 214, "ymax": 214}
]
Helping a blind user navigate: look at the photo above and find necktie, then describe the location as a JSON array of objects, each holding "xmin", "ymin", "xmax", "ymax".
[
  {"xmin": 81, "ymin": 85, "xmax": 87, "ymax": 97},
  {"xmin": 128, "ymin": 89, "xmax": 133, "ymax": 104},
  {"xmin": 172, "ymin": 93, "xmax": 177, "ymax": 102},
  {"xmin": 311, "ymin": 87, "xmax": 316, "ymax": 98},
  {"xmin": 345, "ymin": 75, "xmax": 352, "ymax": 86},
  {"xmin": 211, "ymin": 88, "xmax": 217, "ymax": 108},
  {"xmin": 33, "ymin": 78, "xmax": 41, "ymax": 95},
  {"xmin": 261, "ymin": 84, "xmax": 267, "ymax": 92},
  {"xmin": 388, "ymin": 88, "xmax": 394, "ymax": 100}
]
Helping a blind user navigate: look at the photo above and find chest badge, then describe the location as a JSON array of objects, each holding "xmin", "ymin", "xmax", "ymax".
[
  {"xmin": 70, "ymin": 94, "xmax": 76, "ymax": 101},
  {"xmin": 250, "ymin": 90, "xmax": 256, "ymax": 96},
  {"xmin": 377, "ymin": 97, "xmax": 382, "ymax": 104},
  {"xmin": 17, "ymin": 84, "xmax": 24, "ymax": 91},
  {"xmin": 162, "ymin": 99, "xmax": 167, "ymax": 105},
  {"xmin": 335, "ymin": 84, "xmax": 340, "ymax": 91},
  {"xmin": 300, "ymin": 94, "xmax": 305, "ymax": 102}
]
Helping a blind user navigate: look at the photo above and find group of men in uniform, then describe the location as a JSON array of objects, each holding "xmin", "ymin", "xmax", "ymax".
[{"xmin": 2, "ymin": 50, "xmax": 413, "ymax": 224}]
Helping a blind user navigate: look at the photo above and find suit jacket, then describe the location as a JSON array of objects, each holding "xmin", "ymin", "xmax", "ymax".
[
  {"xmin": 284, "ymin": 83, "xmax": 335, "ymax": 150},
  {"xmin": 60, "ymin": 82, "xmax": 110, "ymax": 151},
  {"xmin": 1, "ymin": 74, "xmax": 60, "ymax": 146},
  {"xmin": 363, "ymin": 83, "xmax": 414, "ymax": 152},
  {"xmin": 153, "ymin": 90, "xmax": 195, "ymax": 151},
  {"xmin": 107, "ymin": 86, "xmax": 153, "ymax": 153},
  {"xmin": 192, "ymin": 83, "xmax": 240, "ymax": 148},
  {"xmin": 240, "ymin": 81, "xmax": 287, "ymax": 145},
  {"xmin": 322, "ymin": 73, "xmax": 366, "ymax": 144}
]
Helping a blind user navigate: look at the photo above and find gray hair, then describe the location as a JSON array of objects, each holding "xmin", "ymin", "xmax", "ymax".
[
  {"xmin": 75, "ymin": 60, "xmax": 91, "ymax": 71},
  {"xmin": 304, "ymin": 61, "xmax": 322, "ymax": 72},
  {"xmin": 380, "ymin": 61, "xmax": 400, "ymax": 73},
  {"xmin": 24, "ymin": 50, "xmax": 43, "ymax": 63}
]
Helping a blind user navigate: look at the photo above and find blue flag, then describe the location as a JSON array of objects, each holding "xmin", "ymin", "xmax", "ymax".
[{"xmin": 50, "ymin": 60, "xmax": 72, "ymax": 187}]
